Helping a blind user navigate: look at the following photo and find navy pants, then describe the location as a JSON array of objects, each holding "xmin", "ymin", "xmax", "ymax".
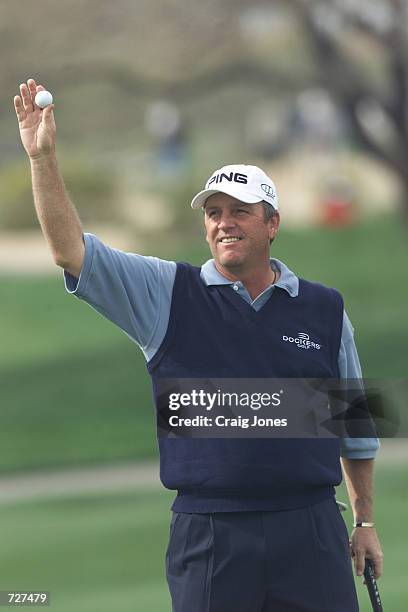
[{"xmin": 166, "ymin": 497, "xmax": 359, "ymax": 612}]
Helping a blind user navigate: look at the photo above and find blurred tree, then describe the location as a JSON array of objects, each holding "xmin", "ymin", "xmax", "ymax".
[
  {"xmin": 287, "ymin": 0, "xmax": 408, "ymax": 220},
  {"xmin": 0, "ymin": 160, "xmax": 118, "ymax": 230},
  {"xmin": 3, "ymin": 0, "xmax": 408, "ymax": 222}
]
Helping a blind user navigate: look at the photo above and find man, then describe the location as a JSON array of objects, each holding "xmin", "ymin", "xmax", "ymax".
[{"xmin": 14, "ymin": 78, "xmax": 383, "ymax": 612}]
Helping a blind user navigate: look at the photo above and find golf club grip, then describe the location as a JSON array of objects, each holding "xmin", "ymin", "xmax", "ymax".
[{"xmin": 363, "ymin": 559, "xmax": 383, "ymax": 612}]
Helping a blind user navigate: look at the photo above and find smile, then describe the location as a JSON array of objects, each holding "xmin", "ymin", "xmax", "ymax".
[{"xmin": 219, "ymin": 237, "xmax": 242, "ymax": 243}]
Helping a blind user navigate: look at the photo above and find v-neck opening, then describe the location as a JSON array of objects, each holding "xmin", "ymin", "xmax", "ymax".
[
  {"xmin": 250, "ymin": 284, "xmax": 276, "ymax": 308},
  {"xmin": 215, "ymin": 284, "xmax": 280, "ymax": 318}
]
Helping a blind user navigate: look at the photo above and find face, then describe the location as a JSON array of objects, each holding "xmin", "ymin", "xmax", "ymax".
[{"xmin": 203, "ymin": 193, "xmax": 279, "ymax": 275}]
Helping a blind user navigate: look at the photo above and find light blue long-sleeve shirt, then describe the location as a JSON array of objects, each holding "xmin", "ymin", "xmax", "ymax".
[{"xmin": 65, "ymin": 233, "xmax": 379, "ymax": 459}]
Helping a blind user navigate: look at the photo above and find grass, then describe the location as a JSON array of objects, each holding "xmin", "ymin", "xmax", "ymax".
[
  {"xmin": 0, "ymin": 214, "xmax": 407, "ymax": 472},
  {"xmin": 0, "ymin": 343, "xmax": 156, "ymax": 472},
  {"xmin": 0, "ymin": 277, "xmax": 155, "ymax": 472},
  {"xmin": 0, "ymin": 488, "xmax": 174, "ymax": 612},
  {"xmin": 0, "ymin": 464, "xmax": 406, "ymax": 612},
  {"xmin": 337, "ymin": 464, "xmax": 408, "ymax": 611}
]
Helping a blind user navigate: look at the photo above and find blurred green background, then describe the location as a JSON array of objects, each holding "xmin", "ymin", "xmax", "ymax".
[
  {"xmin": 1, "ymin": 218, "xmax": 407, "ymax": 473},
  {"xmin": 1, "ymin": 464, "xmax": 406, "ymax": 612},
  {"xmin": 1, "ymin": 0, "xmax": 407, "ymax": 610}
]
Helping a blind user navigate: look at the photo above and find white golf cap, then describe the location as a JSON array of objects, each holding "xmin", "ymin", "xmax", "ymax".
[{"xmin": 190, "ymin": 164, "xmax": 278, "ymax": 210}]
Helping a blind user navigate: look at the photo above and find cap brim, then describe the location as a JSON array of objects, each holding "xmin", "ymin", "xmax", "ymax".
[{"xmin": 191, "ymin": 187, "xmax": 262, "ymax": 209}]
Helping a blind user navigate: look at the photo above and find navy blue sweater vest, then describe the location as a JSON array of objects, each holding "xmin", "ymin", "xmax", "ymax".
[{"xmin": 147, "ymin": 263, "xmax": 344, "ymax": 512}]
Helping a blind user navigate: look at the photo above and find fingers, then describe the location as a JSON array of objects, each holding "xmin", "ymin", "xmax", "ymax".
[
  {"xmin": 14, "ymin": 78, "xmax": 37, "ymax": 122},
  {"xmin": 349, "ymin": 542, "xmax": 366, "ymax": 577},
  {"xmin": 13, "ymin": 95, "xmax": 27, "ymax": 123},
  {"xmin": 15, "ymin": 79, "xmax": 53, "ymax": 119},
  {"xmin": 354, "ymin": 548, "xmax": 366, "ymax": 577},
  {"xmin": 352, "ymin": 551, "xmax": 383, "ymax": 580},
  {"xmin": 42, "ymin": 104, "xmax": 55, "ymax": 123},
  {"xmin": 349, "ymin": 528, "xmax": 383, "ymax": 580},
  {"xmin": 19, "ymin": 79, "xmax": 47, "ymax": 112},
  {"xmin": 371, "ymin": 553, "xmax": 383, "ymax": 579},
  {"xmin": 28, "ymin": 78, "xmax": 38, "ymax": 99},
  {"xmin": 19, "ymin": 82, "xmax": 34, "ymax": 113}
]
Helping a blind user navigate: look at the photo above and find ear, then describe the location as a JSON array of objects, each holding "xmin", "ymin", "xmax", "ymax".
[{"xmin": 268, "ymin": 212, "xmax": 280, "ymax": 241}]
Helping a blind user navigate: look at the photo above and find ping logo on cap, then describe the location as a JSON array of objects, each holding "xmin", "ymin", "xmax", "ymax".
[
  {"xmin": 190, "ymin": 164, "xmax": 279, "ymax": 210},
  {"xmin": 207, "ymin": 172, "xmax": 248, "ymax": 188}
]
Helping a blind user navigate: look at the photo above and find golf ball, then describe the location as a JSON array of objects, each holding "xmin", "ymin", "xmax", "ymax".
[{"xmin": 35, "ymin": 90, "xmax": 53, "ymax": 109}]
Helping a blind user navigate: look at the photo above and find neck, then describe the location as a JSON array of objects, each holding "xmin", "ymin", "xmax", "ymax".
[{"xmin": 215, "ymin": 260, "xmax": 278, "ymax": 300}]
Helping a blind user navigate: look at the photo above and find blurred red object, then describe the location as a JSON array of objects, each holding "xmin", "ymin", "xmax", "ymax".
[
  {"xmin": 321, "ymin": 196, "xmax": 354, "ymax": 226},
  {"xmin": 320, "ymin": 178, "xmax": 356, "ymax": 227}
]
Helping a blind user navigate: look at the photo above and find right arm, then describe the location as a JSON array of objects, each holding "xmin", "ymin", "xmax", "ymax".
[
  {"xmin": 14, "ymin": 78, "xmax": 84, "ymax": 277},
  {"xmin": 14, "ymin": 80, "xmax": 177, "ymax": 360}
]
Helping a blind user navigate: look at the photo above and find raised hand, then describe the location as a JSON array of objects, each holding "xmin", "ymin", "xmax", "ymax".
[{"xmin": 14, "ymin": 78, "xmax": 56, "ymax": 159}]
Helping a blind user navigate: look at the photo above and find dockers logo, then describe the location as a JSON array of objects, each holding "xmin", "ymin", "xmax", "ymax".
[
  {"xmin": 282, "ymin": 332, "xmax": 321, "ymax": 350},
  {"xmin": 207, "ymin": 172, "xmax": 248, "ymax": 188}
]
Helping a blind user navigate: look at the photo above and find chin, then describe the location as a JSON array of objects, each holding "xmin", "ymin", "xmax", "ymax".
[{"xmin": 219, "ymin": 256, "xmax": 244, "ymax": 269}]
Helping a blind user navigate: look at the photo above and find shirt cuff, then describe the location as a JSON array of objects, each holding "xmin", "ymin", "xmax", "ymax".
[
  {"xmin": 63, "ymin": 233, "xmax": 95, "ymax": 296},
  {"xmin": 340, "ymin": 437, "xmax": 380, "ymax": 459}
]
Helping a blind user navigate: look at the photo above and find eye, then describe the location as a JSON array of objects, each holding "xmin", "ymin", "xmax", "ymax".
[{"xmin": 237, "ymin": 209, "xmax": 249, "ymax": 215}]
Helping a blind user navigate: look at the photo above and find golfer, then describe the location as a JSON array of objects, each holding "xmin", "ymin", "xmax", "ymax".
[{"xmin": 15, "ymin": 78, "xmax": 383, "ymax": 611}]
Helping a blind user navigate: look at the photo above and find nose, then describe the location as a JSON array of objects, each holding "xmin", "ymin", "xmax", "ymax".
[{"xmin": 217, "ymin": 212, "xmax": 237, "ymax": 230}]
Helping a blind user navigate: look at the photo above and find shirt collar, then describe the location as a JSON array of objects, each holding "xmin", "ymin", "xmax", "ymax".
[{"xmin": 200, "ymin": 258, "xmax": 299, "ymax": 297}]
